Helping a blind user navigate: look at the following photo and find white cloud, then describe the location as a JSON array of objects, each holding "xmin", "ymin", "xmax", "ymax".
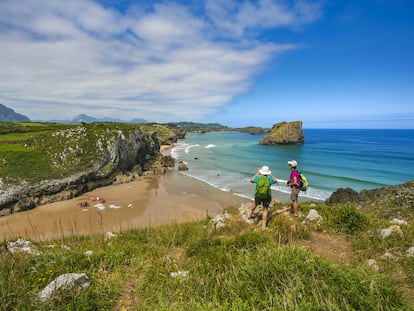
[
  {"xmin": 205, "ymin": 0, "xmax": 322, "ymax": 37},
  {"xmin": 0, "ymin": 0, "xmax": 321, "ymax": 122}
]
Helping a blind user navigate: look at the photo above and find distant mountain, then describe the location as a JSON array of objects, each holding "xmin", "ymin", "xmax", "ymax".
[
  {"xmin": 46, "ymin": 114, "xmax": 148, "ymax": 124},
  {"xmin": 72, "ymin": 114, "xmax": 107, "ymax": 123},
  {"xmin": 72, "ymin": 114, "xmax": 148, "ymax": 124},
  {"xmin": 168, "ymin": 121, "xmax": 226, "ymax": 128},
  {"xmin": 0, "ymin": 103, "xmax": 31, "ymax": 122},
  {"xmin": 130, "ymin": 117, "xmax": 149, "ymax": 123}
]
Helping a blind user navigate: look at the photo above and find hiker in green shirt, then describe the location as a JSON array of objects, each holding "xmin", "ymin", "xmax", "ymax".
[{"xmin": 250, "ymin": 166, "xmax": 278, "ymax": 230}]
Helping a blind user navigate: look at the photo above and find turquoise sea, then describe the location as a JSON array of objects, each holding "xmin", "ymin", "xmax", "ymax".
[{"xmin": 171, "ymin": 129, "xmax": 414, "ymax": 202}]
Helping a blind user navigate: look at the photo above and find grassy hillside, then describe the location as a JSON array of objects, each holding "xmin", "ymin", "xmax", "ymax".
[
  {"xmin": 1, "ymin": 201, "xmax": 413, "ymax": 310},
  {"xmin": 0, "ymin": 122, "xmax": 173, "ymax": 188}
]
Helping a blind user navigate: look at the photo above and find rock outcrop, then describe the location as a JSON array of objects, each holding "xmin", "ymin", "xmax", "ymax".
[
  {"xmin": 259, "ymin": 121, "xmax": 304, "ymax": 145},
  {"xmin": 237, "ymin": 126, "xmax": 270, "ymax": 135},
  {"xmin": 325, "ymin": 187, "xmax": 360, "ymax": 205},
  {"xmin": 160, "ymin": 126, "xmax": 186, "ymax": 145},
  {"xmin": 325, "ymin": 181, "xmax": 414, "ymax": 217}
]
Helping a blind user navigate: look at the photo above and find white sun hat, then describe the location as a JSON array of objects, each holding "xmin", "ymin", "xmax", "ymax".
[
  {"xmin": 259, "ymin": 165, "xmax": 271, "ymax": 175},
  {"xmin": 288, "ymin": 160, "xmax": 297, "ymax": 167}
]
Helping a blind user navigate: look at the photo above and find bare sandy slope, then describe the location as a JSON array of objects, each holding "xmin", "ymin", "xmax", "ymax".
[{"xmin": 0, "ymin": 171, "xmax": 249, "ymax": 241}]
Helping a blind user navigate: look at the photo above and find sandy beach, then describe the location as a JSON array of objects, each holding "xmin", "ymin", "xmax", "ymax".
[{"xmin": 0, "ymin": 170, "xmax": 249, "ymax": 241}]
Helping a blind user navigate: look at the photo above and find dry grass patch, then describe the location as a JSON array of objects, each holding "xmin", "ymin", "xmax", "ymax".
[{"xmin": 301, "ymin": 232, "xmax": 355, "ymax": 264}]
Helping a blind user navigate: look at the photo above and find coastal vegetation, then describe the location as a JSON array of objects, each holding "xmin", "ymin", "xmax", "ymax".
[
  {"xmin": 0, "ymin": 121, "xmax": 174, "ymax": 188},
  {"xmin": 1, "ymin": 200, "xmax": 413, "ymax": 310}
]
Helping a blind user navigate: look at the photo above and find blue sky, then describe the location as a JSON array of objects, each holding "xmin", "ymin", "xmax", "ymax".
[{"xmin": 0, "ymin": 0, "xmax": 413, "ymax": 128}]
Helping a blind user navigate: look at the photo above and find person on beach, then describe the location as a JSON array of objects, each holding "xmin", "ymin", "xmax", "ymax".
[
  {"xmin": 287, "ymin": 160, "xmax": 300, "ymax": 217},
  {"xmin": 250, "ymin": 165, "xmax": 278, "ymax": 230}
]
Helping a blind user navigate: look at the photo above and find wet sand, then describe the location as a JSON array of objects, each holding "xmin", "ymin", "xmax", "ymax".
[{"xmin": 0, "ymin": 170, "xmax": 249, "ymax": 241}]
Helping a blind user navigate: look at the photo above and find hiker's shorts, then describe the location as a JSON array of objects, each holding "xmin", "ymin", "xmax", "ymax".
[
  {"xmin": 255, "ymin": 196, "xmax": 271, "ymax": 208},
  {"xmin": 290, "ymin": 187, "xmax": 300, "ymax": 201}
]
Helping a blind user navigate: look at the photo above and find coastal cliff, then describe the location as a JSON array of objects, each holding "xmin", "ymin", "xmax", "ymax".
[
  {"xmin": 326, "ymin": 181, "xmax": 414, "ymax": 217},
  {"xmin": 0, "ymin": 123, "xmax": 178, "ymax": 215},
  {"xmin": 259, "ymin": 121, "xmax": 304, "ymax": 145}
]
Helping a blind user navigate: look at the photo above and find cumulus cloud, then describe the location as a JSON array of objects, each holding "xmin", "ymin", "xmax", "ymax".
[{"xmin": 0, "ymin": 0, "xmax": 322, "ymax": 122}]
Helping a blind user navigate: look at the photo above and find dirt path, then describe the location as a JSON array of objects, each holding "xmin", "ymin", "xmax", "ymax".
[{"xmin": 301, "ymin": 232, "xmax": 354, "ymax": 264}]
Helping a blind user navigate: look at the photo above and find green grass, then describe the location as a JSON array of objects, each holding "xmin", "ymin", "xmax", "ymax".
[
  {"xmin": 0, "ymin": 131, "xmax": 53, "ymax": 142},
  {"xmin": 0, "ymin": 121, "xmax": 71, "ymax": 135},
  {"xmin": 1, "ymin": 202, "xmax": 413, "ymax": 310}
]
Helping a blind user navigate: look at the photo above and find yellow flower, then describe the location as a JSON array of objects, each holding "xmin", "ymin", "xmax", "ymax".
[{"xmin": 391, "ymin": 225, "xmax": 400, "ymax": 232}]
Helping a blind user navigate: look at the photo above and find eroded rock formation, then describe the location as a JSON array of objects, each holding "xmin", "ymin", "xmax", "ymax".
[
  {"xmin": 259, "ymin": 121, "xmax": 304, "ymax": 145},
  {"xmin": 326, "ymin": 181, "xmax": 414, "ymax": 214},
  {"xmin": 0, "ymin": 127, "xmax": 175, "ymax": 216}
]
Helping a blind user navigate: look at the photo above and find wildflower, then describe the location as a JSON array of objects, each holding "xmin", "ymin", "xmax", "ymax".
[{"xmin": 391, "ymin": 225, "xmax": 400, "ymax": 232}]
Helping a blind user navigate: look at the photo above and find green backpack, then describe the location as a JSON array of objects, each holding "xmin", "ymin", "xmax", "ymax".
[
  {"xmin": 256, "ymin": 176, "xmax": 271, "ymax": 198},
  {"xmin": 299, "ymin": 172, "xmax": 309, "ymax": 191}
]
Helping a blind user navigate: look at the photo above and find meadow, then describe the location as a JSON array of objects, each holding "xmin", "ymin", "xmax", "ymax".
[{"xmin": 1, "ymin": 201, "xmax": 413, "ymax": 310}]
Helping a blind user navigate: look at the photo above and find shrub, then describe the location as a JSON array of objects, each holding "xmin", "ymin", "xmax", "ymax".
[{"xmin": 326, "ymin": 203, "xmax": 370, "ymax": 235}]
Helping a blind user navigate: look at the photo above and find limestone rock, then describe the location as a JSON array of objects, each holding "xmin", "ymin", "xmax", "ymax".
[
  {"xmin": 390, "ymin": 218, "xmax": 408, "ymax": 225},
  {"xmin": 239, "ymin": 202, "xmax": 255, "ymax": 224},
  {"xmin": 259, "ymin": 121, "xmax": 304, "ymax": 145},
  {"xmin": 0, "ymin": 126, "xmax": 163, "ymax": 214},
  {"xmin": 380, "ymin": 252, "xmax": 394, "ymax": 260},
  {"xmin": 366, "ymin": 259, "xmax": 379, "ymax": 272},
  {"xmin": 106, "ymin": 232, "xmax": 117, "ymax": 240},
  {"xmin": 211, "ymin": 211, "xmax": 231, "ymax": 228},
  {"xmin": 325, "ymin": 181, "xmax": 414, "ymax": 216},
  {"xmin": 379, "ymin": 225, "xmax": 403, "ymax": 239},
  {"xmin": 160, "ymin": 127, "xmax": 186, "ymax": 145},
  {"xmin": 37, "ymin": 273, "xmax": 91, "ymax": 301},
  {"xmin": 178, "ymin": 162, "xmax": 189, "ymax": 171},
  {"xmin": 325, "ymin": 188, "xmax": 360, "ymax": 204},
  {"xmin": 160, "ymin": 155, "xmax": 175, "ymax": 168},
  {"xmin": 7, "ymin": 238, "xmax": 40, "ymax": 255},
  {"xmin": 302, "ymin": 209, "xmax": 323, "ymax": 224},
  {"xmin": 406, "ymin": 247, "xmax": 414, "ymax": 257},
  {"xmin": 170, "ymin": 271, "xmax": 189, "ymax": 280}
]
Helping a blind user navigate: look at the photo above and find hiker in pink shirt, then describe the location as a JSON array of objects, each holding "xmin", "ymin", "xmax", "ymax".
[{"xmin": 287, "ymin": 160, "xmax": 300, "ymax": 217}]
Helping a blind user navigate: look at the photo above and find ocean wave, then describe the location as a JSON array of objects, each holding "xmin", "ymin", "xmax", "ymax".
[
  {"xmin": 178, "ymin": 171, "xmax": 232, "ymax": 193},
  {"xmin": 171, "ymin": 143, "xmax": 201, "ymax": 157},
  {"xmin": 170, "ymin": 143, "xmax": 186, "ymax": 159},
  {"xmin": 185, "ymin": 144, "xmax": 200, "ymax": 154},
  {"xmin": 272, "ymin": 184, "xmax": 330, "ymax": 202},
  {"xmin": 178, "ymin": 168, "xmax": 331, "ymax": 203},
  {"xmin": 172, "ymin": 137, "xmax": 334, "ymax": 202}
]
